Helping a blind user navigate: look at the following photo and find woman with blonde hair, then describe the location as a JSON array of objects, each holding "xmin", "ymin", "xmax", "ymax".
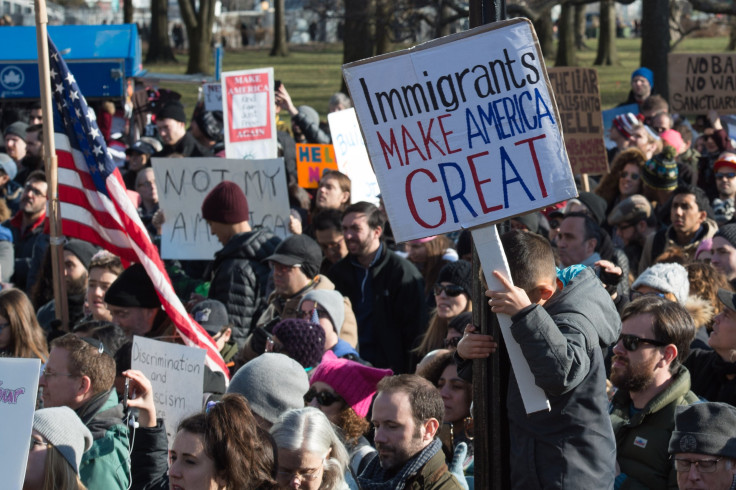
[{"xmin": 0, "ymin": 287, "xmax": 48, "ymax": 361}]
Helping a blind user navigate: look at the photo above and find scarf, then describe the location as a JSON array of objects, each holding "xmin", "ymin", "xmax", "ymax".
[{"xmin": 358, "ymin": 438, "xmax": 442, "ymax": 490}]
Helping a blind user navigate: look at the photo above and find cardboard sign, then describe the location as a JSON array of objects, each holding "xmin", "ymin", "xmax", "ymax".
[
  {"xmin": 221, "ymin": 68, "xmax": 277, "ymax": 159},
  {"xmin": 343, "ymin": 19, "xmax": 576, "ymax": 243},
  {"xmin": 0, "ymin": 358, "xmax": 40, "ymax": 489},
  {"xmin": 327, "ymin": 108, "xmax": 380, "ymax": 204},
  {"xmin": 547, "ymin": 67, "xmax": 608, "ymax": 175},
  {"xmin": 296, "ymin": 143, "xmax": 339, "ymax": 188},
  {"xmin": 152, "ymin": 157, "xmax": 290, "ymax": 260},
  {"xmin": 202, "ymin": 83, "xmax": 222, "ymax": 112},
  {"xmin": 131, "ymin": 336, "xmax": 205, "ymax": 446},
  {"xmin": 669, "ymin": 53, "xmax": 736, "ymax": 115}
]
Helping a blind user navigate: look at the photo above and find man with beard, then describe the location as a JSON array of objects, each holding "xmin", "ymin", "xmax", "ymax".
[
  {"xmin": 609, "ymin": 296, "xmax": 699, "ymax": 489},
  {"xmin": 358, "ymin": 374, "xmax": 463, "ymax": 489},
  {"xmin": 36, "ymin": 239, "xmax": 98, "ymax": 331},
  {"xmin": 327, "ymin": 202, "xmax": 427, "ymax": 373}
]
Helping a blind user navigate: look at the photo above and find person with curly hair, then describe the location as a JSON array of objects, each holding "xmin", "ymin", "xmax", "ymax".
[{"xmin": 595, "ymin": 148, "xmax": 647, "ymax": 218}]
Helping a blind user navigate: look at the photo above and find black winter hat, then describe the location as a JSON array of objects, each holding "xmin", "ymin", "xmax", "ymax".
[
  {"xmin": 669, "ymin": 402, "xmax": 736, "ymax": 457},
  {"xmin": 156, "ymin": 101, "xmax": 187, "ymax": 123},
  {"xmin": 63, "ymin": 239, "xmax": 98, "ymax": 270},
  {"xmin": 437, "ymin": 260, "xmax": 472, "ymax": 296},
  {"xmin": 714, "ymin": 223, "xmax": 736, "ymax": 249},
  {"xmin": 272, "ymin": 318, "xmax": 325, "ymax": 369},
  {"xmin": 576, "ymin": 192, "xmax": 608, "ymax": 226},
  {"xmin": 104, "ymin": 263, "xmax": 161, "ymax": 308},
  {"xmin": 4, "ymin": 121, "xmax": 27, "ymax": 141},
  {"xmin": 264, "ymin": 234, "xmax": 322, "ymax": 279}
]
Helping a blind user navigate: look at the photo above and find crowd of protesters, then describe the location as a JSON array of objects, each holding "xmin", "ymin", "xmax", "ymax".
[{"xmin": 5, "ymin": 67, "xmax": 736, "ymax": 490}]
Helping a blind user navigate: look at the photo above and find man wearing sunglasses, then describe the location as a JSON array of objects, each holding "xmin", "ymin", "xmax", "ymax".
[
  {"xmin": 609, "ymin": 296, "xmax": 699, "ymax": 489},
  {"xmin": 669, "ymin": 402, "xmax": 736, "ymax": 490},
  {"xmin": 712, "ymin": 153, "xmax": 736, "ymax": 226}
]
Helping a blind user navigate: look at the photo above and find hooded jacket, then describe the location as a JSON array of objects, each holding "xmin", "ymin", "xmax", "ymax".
[
  {"xmin": 207, "ymin": 227, "xmax": 281, "ymax": 347},
  {"xmin": 638, "ymin": 218, "xmax": 718, "ymax": 275}
]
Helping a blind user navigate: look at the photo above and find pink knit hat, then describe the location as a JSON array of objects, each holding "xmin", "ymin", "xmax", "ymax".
[
  {"xmin": 408, "ymin": 236, "xmax": 437, "ymax": 244},
  {"xmin": 310, "ymin": 351, "xmax": 393, "ymax": 418}
]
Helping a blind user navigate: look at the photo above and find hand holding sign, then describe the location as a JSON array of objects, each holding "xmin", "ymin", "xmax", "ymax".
[{"xmin": 486, "ymin": 270, "xmax": 532, "ymax": 316}]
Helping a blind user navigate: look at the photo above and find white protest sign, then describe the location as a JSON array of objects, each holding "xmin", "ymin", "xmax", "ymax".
[
  {"xmin": 131, "ymin": 336, "xmax": 206, "ymax": 445},
  {"xmin": 221, "ymin": 68, "xmax": 278, "ymax": 159},
  {"xmin": 327, "ymin": 108, "xmax": 380, "ymax": 205},
  {"xmin": 0, "ymin": 358, "xmax": 41, "ymax": 489},
  {"xmin": 152, "ymin": 157, "xmax": 290, "ymax": 260},
  {"xmin": 202, "ymin": 83, "xmax": 222, "ymax": 112},
  {"xmin": 343, "ymin": 18, "xmax": 576, "ymax": 243}
]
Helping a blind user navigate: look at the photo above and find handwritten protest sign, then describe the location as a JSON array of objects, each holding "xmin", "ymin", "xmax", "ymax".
[
  {"xmin": 296, "ymin": 143, "xmax": 339, "ymax": 188},
  {"xmin": 343, "ymin": 19, "xmax": 576, "ymax": 243},
  {"xmin": 327, "ymin": 108, "xmax": 380, "ymax": 204},
  {"xmin": 152, "ymin": 157, "xmax": 290, "ymax": 260},
  {"xmin": 669, "ymin": 53, "xmax": 736, "ymax": 115},
  {"xmin": 202, "ymin": 83, "xmax": 222, "ymax": 112},
  {"xmin": 547, "ymin": 67, "xmax": 608, "ymax": 175},
  {"xmin": 0, "ymin": 358, "xmax": 40, "ymax": 489},
  {"xmin": 131, "ymin": 336, "xmax": 205, "ymax": 445},
  {"xmin": 221, "ymin": 68, "xmax": 277, "ymax": 159}
]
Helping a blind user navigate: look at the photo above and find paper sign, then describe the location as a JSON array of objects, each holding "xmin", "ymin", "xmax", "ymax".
[
  {"xmin": 221, "ymin": 68, "xmax": 277, "ymax": 159},
  {"xmin": 327, "ymin": 108, "xmax": 380, "ymax": 205},
  {"xmin": 202, "ymin": 83, "xmax": 222, "ymax": 112},
  {"xmin": 297, "ymin": 144, "xmax": 338, "ymax": 188},
  {"xmin": 131, "ymin": 336, "xmax": 205, "ymax": 445},
  {"xmin": 152, "ymin": 157, "xmax": 290, "ymax": 260},
  {"xmin": 343, "ymin": 18, "xmax": 577, "ymax": 243},
  {"xmin": 547, "ymin": 67, "xmax": 608, "ymax": 175},
  {"xmin": 669, "ymin": 53, "xmax": 736, "ymax": 115},
  {"xmin": 0, "ymin": 358, "xmax": 41, "ymax": 489}
]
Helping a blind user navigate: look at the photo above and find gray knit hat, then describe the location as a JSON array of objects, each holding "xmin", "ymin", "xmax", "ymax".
[
  {"xmin": 632, "ymin": 263, "xmax": 690, "ymax": 305},
  {"xmin": 299, "ymin": 289, "xmax": 345, "ymax": 334},
  {"xmin": 669, "ymin": 402, "xmax": 736, "ymax": 457},
  {"xmin": 714, "ymin": 223, "xmax": 736, "ymax": 249},
  {"xmin": 33, "ymin": 407, "xmax": 93, "ymax": 474},
  {"xmin": 226, "ymin": 353, "xmax": 309, "ymax": 424}
]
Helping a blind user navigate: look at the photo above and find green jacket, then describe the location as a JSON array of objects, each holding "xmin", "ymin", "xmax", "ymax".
[
  {"xmin": 79, "ymin": 390, "xmax": 131, "ymax": 490},
  {"xmin": 405, "ymin": 446, "xmax": 465, "ymax": 490},
  {"xmin": 610, "ymin": 366, "xmax": 699, "ymax": 490}
]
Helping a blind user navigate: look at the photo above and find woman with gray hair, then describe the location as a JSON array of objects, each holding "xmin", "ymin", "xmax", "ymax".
[{"xmin": 271, "ymin": 407, "xmax": 352, "ymax": 490}]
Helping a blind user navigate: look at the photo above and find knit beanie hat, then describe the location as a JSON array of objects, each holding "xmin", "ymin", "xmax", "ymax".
[
  {"xmin": 310, "ymin": 350, "xmax": 392, "ymax": 418},
  {"xmin": 0, "ymin": 153, "xmax": 17, "ymax": 180},
  {"xmin": 298, "ymin": 105, "xmax": 320, "ymax": 126},
  {"xmin": 299, "ymin": 289, "xmax": 345, "ymax": 334},
  {"xmin": 33, "ymin": 407, "xmax": 93, "ymax": 475},
  {"xmin": 632, "ymin": 262, "xmax": 689, "ymax": 305},
  {"xmin": 156, "ymin": 101, "xmax": 187, "ymax": 123},
  {"xmin": 437, "ymin": 260, "xmax": 472, "ymax": 296},
  {"xmin": 201, "ymin": 181, "xmax": 250, "ymax": 224},
  {"xmin": 577, "ymin": 191, "xmax": 608, "ymax": 225},
  {"xmin": 669, "ymin": 402, "xmax": 736, "ymax": 457},
  {"xmin": 191, "ymin": 299, "xmax": 230, "ymax": 336},
  {"xmin": 4, "ymin": 121, "xmax": 27, "ymax": 141},
  {"xmin": 272, "ymin": 318, "xmax": 326, "ymax": 369},
  {"xmin": 713, "ymin": 153, "xmax": 736, "ymax": 174},
  {"xmin": 194, "ymin": 110, "xmax": 224, "ymax": 142},
  {"xmin": 714, "ymin": 223, "xmax": 736, "ymax": 249},
  {"xmin": 632, "ymin": 67, "xmax": 654, "ymax": 88},
  {"xmin": 641, "ymin": 146, "xmax": 679, "ymax": 191},
  {"xmin": 227, "ymin": 353, "xmax": 309, "ymax": 424},
  {"xmin": 660, "ymin": 130, "xmax": 685, "ymax": 154},
  {"xmin": 104, "ymin": 263, "xmax": 161, "ymax": 308},
  {"xmin": 63, "ymin": 239, "xmax": 98, "ymax": 270},
  {"xmin": 264, "ymin": 234, "xmax": 322, "ymax": 279},
  {"xmin": 612, "ymin": 113, "xmax": 639, "ymax": 140}
]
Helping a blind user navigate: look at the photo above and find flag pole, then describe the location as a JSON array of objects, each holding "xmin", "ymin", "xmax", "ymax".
[{"xmin": 34, "ymin": 0, "xmax": 69, "ymax": 331}]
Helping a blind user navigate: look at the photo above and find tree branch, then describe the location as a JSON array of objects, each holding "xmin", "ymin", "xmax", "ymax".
[{"xmin": 687, "ymin": 0, "xmax": 736, "ymax": 15}]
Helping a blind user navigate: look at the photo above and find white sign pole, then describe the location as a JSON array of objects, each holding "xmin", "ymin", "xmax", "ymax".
[
  {"xmin": 131, "ymin": 336, "xmax": 206, "ymax": 446},
  {"xmin": 471, "ymin": 225, "xmax": 550, "ymax": 413},
  {"xmin": 0, "ymin": 358, "xmax": 41, "ymax": 489}
]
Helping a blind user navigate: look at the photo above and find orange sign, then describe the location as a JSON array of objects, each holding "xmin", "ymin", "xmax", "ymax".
[{"xmin": 296, "ymin": 144, "xmax": 338, "ymax": 188}]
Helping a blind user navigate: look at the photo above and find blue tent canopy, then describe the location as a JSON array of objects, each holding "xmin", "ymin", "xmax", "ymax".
[{"xmin": 0, "ymin": 24, "xmax": 142, "ymax": 100}]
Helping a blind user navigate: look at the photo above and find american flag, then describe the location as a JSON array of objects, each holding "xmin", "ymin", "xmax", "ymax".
[{"xmin": 47, "ymin": 36, "xmax": 229, "ymax": 379}]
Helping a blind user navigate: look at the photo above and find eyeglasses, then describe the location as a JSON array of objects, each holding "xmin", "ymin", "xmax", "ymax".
[
  {"xmin": 434, "ymin": 284, "xmax": 466, "ymax": 297},
  {"xmin": 276, "ymin": 461, "xmax": 325, "ymax": 483},
  {"xmin": 297, "ymin": 308, "xmax": 330, "ymax": 321},
  {"xmin": 29, "ymin": 438, "xmax": 50, "ymax": 451},
  {"xmin": 716, "ymin": 172, "xmax": 736, "ymax": 180},
  {"xmin": 269, "ymin": 262, "xmax": 301, "ymax": 274},
  {"xmin": 620, "ymin": 171, "xmax": 640, "ymax": 180},
  {"xmin": 673, "ymin": 457, "xmax": 722, "ymax": 473},
  {"xmin": 304, "ymin": 387, "xmax": 344, "ymax": 406},
  {"xmin": 23, "ymin": 184, "xmax": 46, "ymax": 198},
  {"xmin": 319, "ymin": 236, "xmax": 344, "ymax": 250},
  {"xmin": 41, "ymin": 367, "xmax": 79, "ymax": 378},
  {"xmin": 617, "ymin": 333, "xmax": 668, "ymax": 352},
  {"xmin": 443, "ymin": 336, "xmax": 462, "ymax": 349}
]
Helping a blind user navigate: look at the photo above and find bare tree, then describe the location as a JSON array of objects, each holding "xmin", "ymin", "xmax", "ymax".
[
  {"xmin": 594, "ymin": 0, "xmax": 617, "ymax": 65},
  {"xmin": 555, "ymin": 3, "xmax": 576, "ymax": 66},
  {"xmin": 145, "ymin": 0, "xmax": 176, "ymax": 63},
  {"xmin": 178, "ymin": 0, "xmax": 216, "ymax": 73},
  {"xmin": 271, "ymin": 0, "xmax": 289, "ymax": 56}
]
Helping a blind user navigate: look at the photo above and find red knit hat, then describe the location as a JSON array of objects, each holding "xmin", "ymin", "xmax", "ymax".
[
  {"xmin": 201, "ymin": 181, "xmax": 250, "ymax": 224},
  {"xmin": 310, "ymin": 350, "xmax": 393, "ymax": 418},
  {"xmin": 714, "ymin": 153, "xmax": 736, "ymax": 174}
]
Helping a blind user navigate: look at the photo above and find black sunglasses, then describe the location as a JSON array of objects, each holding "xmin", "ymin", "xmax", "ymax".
[
  {"xmin": 304, "ymin": 388, "xmax": 343, "ymax": 406},
  {"xmin": 617, "ymin": 333, "xmax": 668, "ymax": 352},
  {"xmin": 297, "ymin": 308, "xmax": 330, "ymax": 321},
  {"xmin": 434, "ymin": 284, "xmax": 466, "ymax": 297}
]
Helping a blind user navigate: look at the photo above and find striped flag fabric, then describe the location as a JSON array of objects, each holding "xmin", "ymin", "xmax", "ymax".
[{"xmin": 47, "ymin": 36, "xmax": 229, "ymax": 379}]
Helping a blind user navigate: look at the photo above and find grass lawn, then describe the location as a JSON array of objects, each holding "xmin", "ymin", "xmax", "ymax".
[{"xmin": 145, "ymin": 34, "xmax": 732, "ymax": 118}]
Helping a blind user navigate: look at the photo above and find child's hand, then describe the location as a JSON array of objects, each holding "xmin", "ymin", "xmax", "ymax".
[
  {"xmin": 485, "ymin": 270, "xmax": 531, "ymax": 316},
  {"xmin": 456, "ymin": 324, "xmax": 497, "ymax": 359}
]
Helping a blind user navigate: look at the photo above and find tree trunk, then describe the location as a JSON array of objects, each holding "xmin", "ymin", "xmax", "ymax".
[
  {"xmin": 729, "ymin": 16, "xmax": 736, "ymax": 50},
  {"xmin": 641, "ymin": 0, "xmax": 670, "ymax": 100},
  {"xmin": 375, "ymin": 0, "xmax": 391, "ymax": 55},
  {"xmin": 574, "ymin": 4, "xmax": 586, "ymax": 50},
  {"xmin": 534, "ymin": 7, "xmax": 555, "ymax": 59},
  {"xmin": 145, "ymin": 0, "xmax": 176, "ymax": 63},
  {"xmin": 123, "ymin": 0, "xmax": 133, "ymax": 24},
  {"xmin": 341, "ymin": 0, "xmax": 374, "ymax": 92},
  {"xmin": 594, "ymin": 0, "xmax": 618, "ymax": 65},
  {"xmin": 270, "ymin": 0, "xmax": 289, "ymax": 56},
  {"xmin": 178, "ymin": 0, "xmax": 216, "ymax": 73},
  {"xmin": 555, "ymin": 4, "xmax": 576, "ymax": 67}
]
